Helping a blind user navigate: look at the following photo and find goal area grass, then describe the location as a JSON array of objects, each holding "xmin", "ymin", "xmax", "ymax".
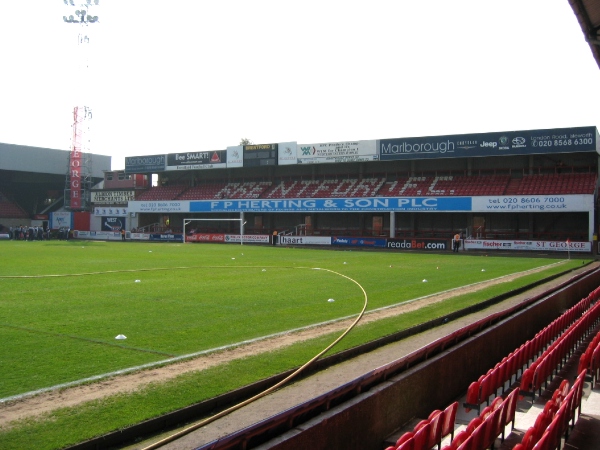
[{"xmin": 0, "ymin": 240, "xmax": 588, "ymax": 449}]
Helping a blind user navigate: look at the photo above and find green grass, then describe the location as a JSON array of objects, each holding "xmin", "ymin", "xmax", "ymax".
[{"xmin": 0, "ymin": 240, "xmax": 589, "ymax": 449}]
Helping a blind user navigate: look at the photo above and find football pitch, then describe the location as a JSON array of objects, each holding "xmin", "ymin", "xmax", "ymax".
[{"xmin": 0, "ymin": 240, "xmax": 585, "ymax": 401}]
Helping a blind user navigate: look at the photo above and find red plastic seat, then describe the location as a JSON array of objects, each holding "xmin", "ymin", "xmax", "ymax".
[
  {"xmin": 543, "ymin": 399, "xmax": 558, "ymax": 418},
  {"xmin": 427, "ymin": 409, "xmax": 444, "ymax": 449},
  {"xmin": 395, "ymin": 431, "xmax": 414, "ymax": 447},
  {"xmin": 440, "ymin": 402, "xmax": 458, "ymax": 442},
  {"xmin": 413, "ymin": 421, "xmax": 431, "ymax": 450},
  {"xmin": 521, "ymin": 426, "xmax": 539, "ymax": 450},
  {"xmin": 469, "ymin": 420, "xmax": 486, "ymax": 450},
  {"xmin": 464, "ymin": 381, "xmax": 481, "ymax": 412},
  {"xmin": 395, "ymin": 437, "xmax": 415, "ymax": 450},
  {"xmin": 451, "ymin": 430, "xmax": 470, "ymax": 448},
  {"xmin": 465, "ymin": 417, "xmax": 482, "ymax": 436}
]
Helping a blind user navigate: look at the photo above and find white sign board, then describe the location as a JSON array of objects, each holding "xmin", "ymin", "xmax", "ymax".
[{"xmin": 297, "ymin": 140, "xmax": 377, "ymax": 164}]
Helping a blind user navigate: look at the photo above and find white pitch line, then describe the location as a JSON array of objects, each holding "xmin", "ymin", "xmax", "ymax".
[{"xmin": 0, "ymin": 260, "xmax": 565, "ymax": 404}]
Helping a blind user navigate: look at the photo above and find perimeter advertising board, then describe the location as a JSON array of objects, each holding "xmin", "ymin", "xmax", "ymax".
[
  {"xmin": 332, "ymin": 236, "xmax": 387, "ymax": 248},
  {"xmin": 186, "ymin": 233, "xmax": 226, "ymax": 242},
  {"xmin": 125, "ymin": 155, "xmax": 166, "ymax": 173},
  {"xmin": 166, "ymin": 151, "xmax": 227, "ymax": 170},
  {"xmin": 149, "ymin": 233, "xmax": 184, "ymax": 242},
  {"xmin": 298, "ymin": 140, "xmax": 378, "ymax": 164},
  {"xmin": 379, "ymin": 126, "xmax": 599, "ymax": 161},
  {"xmin": 386, "ymin": 238, "xmax": 447, "ymax": 251},
  {"xmin": 278, "ymin": 236, "xmax": 331, "ymax": 245},
  {"xmin": 225, "ymin": 234, "xmax": 271, "ymax": 244},
  {"xmin": 464, "ymin": 239, "xmax": 591, "ymax": 252},
  {"xmin": 75, "ymin": 231, "xmax": 123, "ymax": 241}
]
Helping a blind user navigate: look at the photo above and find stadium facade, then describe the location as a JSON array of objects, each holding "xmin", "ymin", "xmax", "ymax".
[
  {"xmin": 1, "ymin": 126, "xmax": 599, "ymax": 253},
  {"xmin": 0, "ymin": 142, "xmax": 110, "ymax": 231}
]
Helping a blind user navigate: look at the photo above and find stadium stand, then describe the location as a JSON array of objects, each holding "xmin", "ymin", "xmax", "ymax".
[
  {"xmin": 132, "ymin": 172, "xmax": 597, "ymax": 202},
  {"xmin": 513, "ymin": 173, "xmax": 597, "ymax": 195},
  {"xmin": 217, "ymin": 181, "xmax": 272, "ymax": 199},
  {"xmin": 0, "ymin": 190, "xmax": 29, "ymax": 218},
  {"xmin": 136, "ymin": 185, "xmax": 187, "ymax": 201},
  {"xmin": 422, "ymin": 292, "xmax": 595, "ymax": 450},
  {"xmin": 462, "ymin": 286, "xmax": 599, "ymax": 413},
  {"xmin": 177, "ymin": 182, "xmax": 229, "ymax": 200}
]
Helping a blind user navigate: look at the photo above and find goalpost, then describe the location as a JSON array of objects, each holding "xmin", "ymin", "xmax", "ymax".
[{"xmin": 183, "ymin": 215, "xmax": 247, "ymax": 245}]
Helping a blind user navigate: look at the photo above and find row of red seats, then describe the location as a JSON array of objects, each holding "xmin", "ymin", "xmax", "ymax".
[
  {"xmin": 464, "ymin": 291, "xmax": 595, "ymax": 413},
  {"xmin": 442, "ymin": 389, "xmax": 519, "ymax": 450},
  {"xmin": 520, "ymin": 296, "xmax": 600, "ymax": 401},
  {"xmin": 515, "ymin": 370, "xmax": 586, "ymax": 450},
  {"xmin": 384, "ymin": 282, "xmax": 599, "ymax": 450},
  {"xmin": 0, "ymin": 190, "xmax": 29, "ymax": 218},
  {"xmin": 516, "ymin": 380, "xmax": 569, "ymax": 450},
  {"xmin": 578, "ymin": 327, "xmax": 600, "ymax": 386},
  {"xmin": 386, "ymin": 402, "xmax": 458, "ymax": 450}
]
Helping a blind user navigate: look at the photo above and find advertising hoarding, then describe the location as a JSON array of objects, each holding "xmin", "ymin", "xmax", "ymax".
[
  {"xmin": 331, "ymin": 236, "xmax": 387, "ymax": 248},
  {"xmin": 166, "ymin": 151, "xmax": 227, "ymax": 170},
  {"xmin": 298, "ymin": 140, "xmax": 377, "ymax": 164},
  {"xmin": 186, "ymin": 233, "xmax": 226, "ymax": 242},
  {"xmin": 464, "ymin": 239, "xmax": 591, "ymax": 252},
  {"xmin": 471, "ymin": 195, "xmax": 593, "ymax": 213},
  {"xmin": 278, "ymin": 142, "xmax": 297, "ymax": 165},
  {"xmin": 226, "ymin": 146, "xmax": 243, "ymax": 168},
  {"xmin": 70, "ymin": 148, "xmax": 81, "ymax": 209},
  {"xmin": 101, "ymin": 216, "xmax": 125, "ymax": 232},
  {"xmin": 50, "ymin": 211, "xmax": 73, "ymax": 229},
  {"xmin": 125, "ymin": 155, "xmax": 166, "ymax": 173},
  {"xmin": 128, "ymin": 200, "xmax": 190, "ymax": 213},
  {"xmin": 277, "ymin": 236, "xmax": 331, "ymax": 245},
  {"xmin": 379, "ymin": 126, "xmax": 599, "ymax": 161},
  {"xmin": 91, "ymin": 190, "xmax": 135, "ymax": 205},
  {"xmin": 149, "ymin": 234, "xmax": 184, "ymax": 242},
  {"xmin": 128, "ymin": 194, "xmax": 593, "ymax": 214},
  {"xmin": 386, "ymin": 238, "xmax": 448, "ymax": 251},
  {"xmin": 75, "ymin": 231, "xmax": 123, "ymax": 241},
  {"xmin": 188, "ymin": 197, "xmax": 472, "ymax": 213},
  {"xmin": 224, "ymin": 234, "xmax": 271, "ymax": 244}
]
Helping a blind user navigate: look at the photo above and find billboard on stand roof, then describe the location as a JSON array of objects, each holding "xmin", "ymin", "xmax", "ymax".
[{"xmin": 379, "ymin": 126, "xmax": 598, "ymax": 161}]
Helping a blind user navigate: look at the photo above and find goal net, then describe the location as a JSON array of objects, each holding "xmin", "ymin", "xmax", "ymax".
[{"xmin": 183, "ymin": 218, "xmax": 246, "ymax": 244}]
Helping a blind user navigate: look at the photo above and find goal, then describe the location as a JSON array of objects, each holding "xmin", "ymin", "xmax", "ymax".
[{"xmin": 183, "ymin": 217, "xmax": 247, "ymax": 244}]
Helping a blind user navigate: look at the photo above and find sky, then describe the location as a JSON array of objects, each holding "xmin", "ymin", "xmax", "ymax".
[{"xmin": 1, "ymin": 1, "xmax": 599, "ymax": 171}]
